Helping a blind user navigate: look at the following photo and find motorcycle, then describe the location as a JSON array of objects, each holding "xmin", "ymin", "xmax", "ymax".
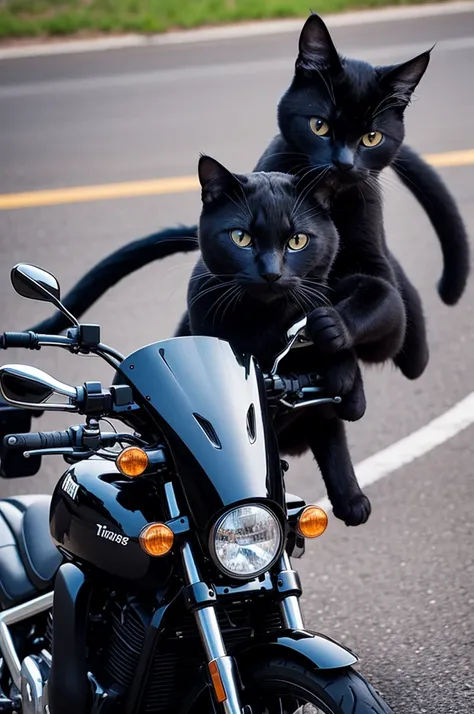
[{"xmin": 0, "ymin": 263, "xmax": 393, "ymax": 714}]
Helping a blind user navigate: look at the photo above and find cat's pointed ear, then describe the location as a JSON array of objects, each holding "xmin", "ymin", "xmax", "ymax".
[
  {"xmin": 378, "ymin": 50, "xmax": 431, "ymax": 104},
  {"xmin": 296, "ymin": 13, "xmax": 341, "ymax": 72},
  {"xmin": 198, "ymin": 155, "xmax": 239, "ymax": 203}
]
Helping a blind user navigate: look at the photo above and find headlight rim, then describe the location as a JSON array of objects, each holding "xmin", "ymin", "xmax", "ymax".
[{"xmin": 209, "ymin": 502, "xmax": 284, "ymax": 581}]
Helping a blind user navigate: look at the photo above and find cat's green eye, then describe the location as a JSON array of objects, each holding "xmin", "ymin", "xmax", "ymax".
[
  {"xmin": 230, "ymin": 229, "xmax": 252, "ymax": 248},
  {"xmin": 288, "ymin": 233, "xmax": 309, "ymax": 251},
  {"xmin": 310, "ymin": 118, "xmax": 330, "ymax": 137},
  {"xmin": 361, "ymin": 131, "xmax": 383, "ymax": 147}
]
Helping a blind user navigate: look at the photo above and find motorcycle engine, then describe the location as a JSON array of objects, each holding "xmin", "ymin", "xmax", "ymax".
[{"xmin": 47, "ymin": 592, "xmax": 283, "ymax": 713}]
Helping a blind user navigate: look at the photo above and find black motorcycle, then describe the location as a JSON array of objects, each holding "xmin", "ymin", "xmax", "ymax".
[{"xmin": 0, "ymin": 263, "xmax": 393, "ymax": 714}]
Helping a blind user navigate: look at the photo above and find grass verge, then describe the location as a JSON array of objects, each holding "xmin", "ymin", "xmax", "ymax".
[{"xmin": 0, "ymin": 0, "xmax": 450, "ymax": 39}]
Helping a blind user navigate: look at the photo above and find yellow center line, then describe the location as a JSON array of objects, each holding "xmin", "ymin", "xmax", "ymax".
[
  {"xmin": 0, "ymin": 175, "xmax": 200, "ymax": 211},
  {"xmin": 1, "ymin": 148, "xmax": 473, "ymax": 211},
  {"xmin": 424, "ymin": 148, "xmax": 474, "ymax": 168}
]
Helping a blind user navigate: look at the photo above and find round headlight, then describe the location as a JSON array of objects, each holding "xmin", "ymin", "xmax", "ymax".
[{"xmin": 211, "ymin": 504, "xmax": 282, "ymax": 579}]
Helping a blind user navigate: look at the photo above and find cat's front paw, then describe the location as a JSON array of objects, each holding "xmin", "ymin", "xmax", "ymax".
[
  {"xmin": 335, "ymin": 385, "xmax": 366, "ymax": 422},
  {"xmin": 331, "ymin": 359, "xmax": 366, "ymax": 422},
  {"xmin": 307, "ymin": 307, "xmax": 352, "ymax": 355},
  {"xmin": 324, "ymin": 356, "xmax": 357, "ymax": 396},
  {"xmin": 333, "ymin": 493, "xmax": 371, "ymax": 526}
]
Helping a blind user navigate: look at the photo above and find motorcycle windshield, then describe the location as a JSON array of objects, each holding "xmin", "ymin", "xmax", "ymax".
[{"xmin": 118, "ymin": 336, "xmax": 283, "ymax": 529}]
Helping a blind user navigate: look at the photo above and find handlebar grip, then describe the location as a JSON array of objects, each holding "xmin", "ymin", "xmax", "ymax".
[
  {"xmin": 297, "ymin": 374, "xmax": 316, "ymax": 388},
  {"xmin": 4, "ymin": 430, "xmax": 73, "ymax": 450},
  {"xmin": 0, "ymin": 331, "xmax": 40, "ymax": 350}
]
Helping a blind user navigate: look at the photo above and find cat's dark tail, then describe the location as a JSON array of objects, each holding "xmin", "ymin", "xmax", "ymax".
[
  {"xmin": 30, "ymin": 225, "xmax": 199, "ymax": 334},
  {"xmin": 392, "ymin": 144, "xmax": 469, "ymax": 305}
]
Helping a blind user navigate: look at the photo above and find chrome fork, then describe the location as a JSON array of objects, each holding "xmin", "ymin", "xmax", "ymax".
[
  {"xmin": 167, "ymin": 477, "xmax": 243, "ymax": 714},
  {"xmin": 277, "ymin": 552, "xmax": 305, "ymax": 630},
  {"xmin": 181, "ymin": 542, "xmax": 243, "ymax": 714}
]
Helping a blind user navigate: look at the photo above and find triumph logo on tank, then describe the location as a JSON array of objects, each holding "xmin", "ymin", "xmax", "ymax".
[
  {"xmin": 96, "ymin": 524, "xmax": 129, "ymax": 546},
  {"xmin": 62, "ymin": 473, "xmax": 79, "ymax": 501}
]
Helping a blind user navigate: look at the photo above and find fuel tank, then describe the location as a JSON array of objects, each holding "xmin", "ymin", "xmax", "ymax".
[{"xmin": 49, "ymin": 458, "xmax": 173, "ymax": 586}]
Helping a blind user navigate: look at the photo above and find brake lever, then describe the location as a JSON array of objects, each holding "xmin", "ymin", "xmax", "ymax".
[
  {"xmin": 270, "ymin": 316, "xmax": 310, "ymax": 375},
  {"xmin": 23, "ymin": 447, "xmax": 110, "ymax": 462},
  {"xmin": 279, "ymin": 395, "xmax": 341, "ymax": 410},
  {"xmin": 23, "ymin": 447, "xmax": 77, "ymax": 458}
]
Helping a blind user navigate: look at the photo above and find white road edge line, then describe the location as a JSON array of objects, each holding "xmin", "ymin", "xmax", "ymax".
[
  {"xmin": 316, "ymin": 390, "xmax": 474, "ymax": 513},
  {"xmin": 0, "ymin": 1, "xmax": 473, "ymax": 60}
]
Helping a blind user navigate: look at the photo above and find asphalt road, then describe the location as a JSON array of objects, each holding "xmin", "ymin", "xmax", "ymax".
[{"xmin": 1, "ymin": 6, "xmax": 474, "ymax": 712}]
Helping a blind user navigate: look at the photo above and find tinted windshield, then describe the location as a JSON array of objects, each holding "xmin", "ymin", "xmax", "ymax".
[{"xmin": 118, "ymin": 336, "xmax": 283, "ymax": 528}]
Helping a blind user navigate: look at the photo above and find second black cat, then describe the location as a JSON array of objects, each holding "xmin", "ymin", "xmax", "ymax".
[{"xmin": 255, "ymin": 13, "xmax": 469, "ymax": 381}]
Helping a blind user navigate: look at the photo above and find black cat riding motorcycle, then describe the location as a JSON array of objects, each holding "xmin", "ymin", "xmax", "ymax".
[{"xmin": 0, "ymin": 264, "xmax": 393, "ymax": 714}]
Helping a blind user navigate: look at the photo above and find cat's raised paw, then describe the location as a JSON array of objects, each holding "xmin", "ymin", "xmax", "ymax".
[
  {"xmin": 333, "ymin": 493, "xmax": 371, "ymax": 526},
  {"xmin": 307, "ymin": 306, "xmax": 352, "ymax": 354}
]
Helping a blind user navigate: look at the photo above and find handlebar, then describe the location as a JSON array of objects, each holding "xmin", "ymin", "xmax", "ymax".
[
  {"xmin": 0, "ymin": 315, "xmax": 339, "ymax": 467},
  {"xmin": 3, "ymin": 422, "xmax": 143, "ymax": 458},
  {"xmin": 0, "ymin": 331, "xmax": 40, "ymax": 350},
  {"xmin": 264, "ymin": 371, "xmax": 322, "ymax": 396},
  {"xmin": 0, "ymin": 331, "xmax": 76, "ymax": 350},
  {"xmin": 5, "ymin": 429, "xmax": 78, "ymax": 450},
  {"xmin": 264, "ymin": 371, "xmax": 340, "ymax": 410},
  {"xmin": 1, "ymin": 369, "xmax": 339, "ymax": 468},
  {"xmin": 0, "ymin": 329, "xmax": 124, "ymax": 365},
  {"xmin": 271, "ymin": 373, "xmax": 321, "ymax": 391}
]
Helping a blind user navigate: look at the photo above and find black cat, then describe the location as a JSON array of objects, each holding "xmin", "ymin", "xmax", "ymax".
[
  {"xmin": 175, "ymin": 155, "xmax": 405, "ymax": 526},
  {"xmin": 254, "ymin": 12, "xmax": 469, "ymax": 381},
  {"xmin": 31, "ymin": 16, "xmax": 469, "ymax": 368}
]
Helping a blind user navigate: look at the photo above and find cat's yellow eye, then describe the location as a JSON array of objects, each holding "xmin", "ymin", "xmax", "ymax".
[
  {"xmin": 361, "ymin": 131, "xmax": 383, "ymax": 148},
  {"xmin": 288, "ymin": 233, "xmax": 309, "ymax": 251},
  {"xmin": 310, "ymin": 118, "xmax": 330, "ymax": 137},
  {"xmin": 230, "ymin": 229, "xmax": 252, "ymax": 248}
]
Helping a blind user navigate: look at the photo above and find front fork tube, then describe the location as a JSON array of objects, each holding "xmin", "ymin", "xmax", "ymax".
[
  {"xmin": 180, "ymin": 545, "xmax": 305, "ymax": 713},
  {"xmin": 277, "ymin": 552, "xmax": 304, "ymax": 630},
  {"xmin": 181, "ymin": 543, "xmax": 243, "ymax": 714}
]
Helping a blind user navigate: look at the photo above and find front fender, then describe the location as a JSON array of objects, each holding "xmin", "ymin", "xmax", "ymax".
[
  {"xmin": 177, "ymin": 628, "xmax": 358, "ymax": 712},
  {"xmin": 234, "ymin": 628, "xmax": 358, "ymax": 670}
]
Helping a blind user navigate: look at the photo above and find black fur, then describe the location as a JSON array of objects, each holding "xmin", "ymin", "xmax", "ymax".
[
  {"xmin": 392, "ymin": 144, "xmax": 469, "ymax": 305},
  {"xmin": 255, "ymin": 13, "xmax": 469, "ymax": 379},
  {"xmin": 175, "ymin": 156, "xmax": 406, "ymax": 526}
]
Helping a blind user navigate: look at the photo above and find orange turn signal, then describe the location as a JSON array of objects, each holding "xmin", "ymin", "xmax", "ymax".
[
  {"xmin": 297, "ymin": 505, "xmax": 328, "ymax": 538},
  {"xmin": 116, "ymin": 447, "xmax": 148, "ymax": 477},
  {"xmin": 208, "ymin": 660, "xmax": 227, "ymax": 703},
  {"xmin": 139, "ymin": 523, "xmax": 174, "ymax": 557}
]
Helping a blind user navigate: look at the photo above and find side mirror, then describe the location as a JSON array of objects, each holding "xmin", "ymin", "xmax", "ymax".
[
  {"xmin": 11, "ymin": 264, "xmax": 61, "ymax": 303},
  {"xmin": 0, "ymin": 365, "xmax": 78, "ymax": 411},
  {"xmin": 11, "ymin": 264, "xmax": 78, "ymax": 327}
]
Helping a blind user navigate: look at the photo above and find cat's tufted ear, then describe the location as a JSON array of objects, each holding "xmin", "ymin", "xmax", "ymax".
[
  {"xmin": 296, "ymin": 13, "xmax": 341, "ymax": 72},
  {"xmin": 198, "ymin": 155, "xmax": 240, "ymax": 204},
  {"xmin": 378, "ymin": 50, "xmax": 431, "ymax": 105}
]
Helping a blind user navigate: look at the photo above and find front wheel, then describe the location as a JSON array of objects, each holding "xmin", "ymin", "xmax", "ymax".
[{"xmin": 239, "ymin": 658, "xmax": 394, "ymax": 714}]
